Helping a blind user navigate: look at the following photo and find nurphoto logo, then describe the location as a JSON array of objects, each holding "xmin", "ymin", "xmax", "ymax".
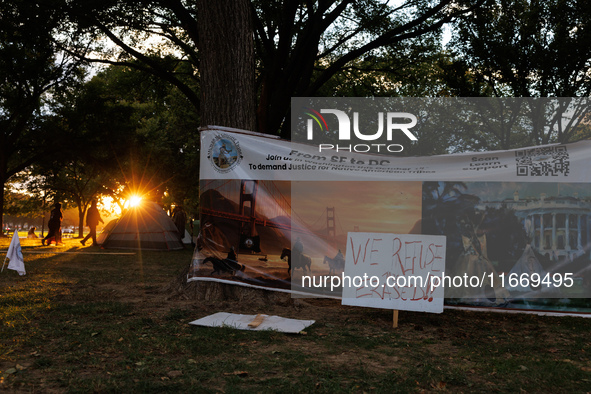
[{"xmin": 304, "ymin": 108, "xmax": 418, "ymax": 153}]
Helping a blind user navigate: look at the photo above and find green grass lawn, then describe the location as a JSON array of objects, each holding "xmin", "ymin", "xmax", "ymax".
[{"xmin": 1, "ymin": 237, "xmax": 591, "ymax": 392}]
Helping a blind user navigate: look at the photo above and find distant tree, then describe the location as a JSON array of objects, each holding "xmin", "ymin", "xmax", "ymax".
[
  {"xmin": 40, "ymin": 160, "xmax": 111, "ymax": 237},
  {"xmin": 449, "ymin": 0, "xmax": 591, "ymax": 98},
  {"xmin": 315, "ymin": 40, "xmax": 450, "ymax": 98},
  {"xmin": 437, "ymin": 0, "xmax": 591, "ymax": 148},
  {"xmin": 87, "ymin": 65, "xmax": 201, "ymax": 212},
  {"xmin": 55, "ymin": 0, "xmax": 482, "ymax": 137},
  {"xmin": 3, "ymin": 172, "xmax": 46, "ymax": 223},
  {"xmin": 0, "ymin": 0, "xmax": 85, "ymax": 234},
  {"xmin": 418, "ymin": 97, "xmax": 591, "ymax": 150},
  {"xmin": 40, "ymin": 62, "xmax": 201, "ymax": 232},
  {"xmin": 252, "ymin": 0, "xmax": 463, "ymax": 136}
]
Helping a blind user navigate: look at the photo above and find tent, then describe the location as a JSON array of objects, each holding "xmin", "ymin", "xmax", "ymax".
[
  {"xmin": 99, "ymin": 202, "xmax": 184, "ymax": 251},
  {"xmin": 96, "ymin": 219, "xmax": 118, "ymax": 245}
]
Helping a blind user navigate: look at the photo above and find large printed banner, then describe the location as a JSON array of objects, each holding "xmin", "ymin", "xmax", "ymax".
[{"xmin": 191, "ymin": 125, "xmax": 591, "ymax": 313}]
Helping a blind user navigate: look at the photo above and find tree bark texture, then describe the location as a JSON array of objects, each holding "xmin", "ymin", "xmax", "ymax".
[
  {"xmin": 195, "ymin": 0, "xmax": 256, "ymax": 301},
  {"xmin": 197, "ymin": 0, "xmax": 256, "ymax": 131}
]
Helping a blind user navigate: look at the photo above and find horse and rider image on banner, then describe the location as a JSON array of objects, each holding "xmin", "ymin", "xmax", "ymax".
[{"xmin": 189, "ymin": 179, "xmax": 422, "ymax": 296}]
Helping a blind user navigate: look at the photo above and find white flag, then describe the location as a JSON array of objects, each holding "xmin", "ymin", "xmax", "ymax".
[{"xmin": 6, "ymin": 231, "xmax": 25, "ymax": 276}]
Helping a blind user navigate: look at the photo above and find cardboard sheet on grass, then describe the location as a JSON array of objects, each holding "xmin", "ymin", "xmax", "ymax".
[
  {"xmin": 192, "ymin": 98, "xmax": 591, "ymax": 314},
  {"xmin": 189, "ymin": 312, "xmax": 314, "ymax": 334}
]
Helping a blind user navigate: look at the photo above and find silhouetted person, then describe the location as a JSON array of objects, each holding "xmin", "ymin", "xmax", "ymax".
[
  {"xmin": 227, "ymin": 246, "xmax": 237, "ymax": 262},
  {"xmin": 172, "ymin": 205, "xmax": 187, "ymax": 242},
  {"xmin": 27, "ymin": 227, "xmax": 38, "ymax": 239},
  {"xmin": 42, "ymin": 202, "xmax": 63, "ymax": 246},
  {"xmin": 335, "ymin": 249, "xmax": 344, "ymax": 263},
  {"xmin": 81, "ymin": 200, "xmax": 103, "ymax": 246}
]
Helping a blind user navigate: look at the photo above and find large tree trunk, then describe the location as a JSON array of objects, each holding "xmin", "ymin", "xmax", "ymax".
[
  {"xmin": 197, "ymin": 0, "xmax": 256, "ymax": 131},
  {"xmin": 78, "ymin": 206, "xmax": 87, "ymax": 238},
  {"xmin": 194, "ymin": 0, "xmax": 259, "ymax": 301},
  {"xmin": 0, "ymin": 178, "xmax": 5, "ymax": 237}
]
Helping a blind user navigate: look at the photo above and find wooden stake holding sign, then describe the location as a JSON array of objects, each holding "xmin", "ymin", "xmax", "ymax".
[{"xmin": 393, "ymin": 310, "xmax": 399, "ymax": 328}]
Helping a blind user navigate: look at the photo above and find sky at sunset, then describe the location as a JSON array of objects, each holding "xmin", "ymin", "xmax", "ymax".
[
  {"xmin": 201, "ymin": 180, "xmax": 422, "ymax": 236},
  {"xmin": 291, "ymin": 181, "xmax": 422, "ymax": 235}
]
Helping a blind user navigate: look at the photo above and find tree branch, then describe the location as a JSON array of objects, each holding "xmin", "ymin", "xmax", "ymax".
[{"xmin": 308, "ymin": 0, "xmax": 485, "ymax": 94}]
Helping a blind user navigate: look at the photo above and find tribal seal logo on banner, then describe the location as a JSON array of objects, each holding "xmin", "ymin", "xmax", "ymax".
[{"xmin": 208, "ymin": 134, "xmax": 243, "ymax": 173}]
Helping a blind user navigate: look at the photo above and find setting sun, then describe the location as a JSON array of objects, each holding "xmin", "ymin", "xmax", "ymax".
[{"xmin": 128, "ymin": 195, "xmax": 143, "ymax": 208}]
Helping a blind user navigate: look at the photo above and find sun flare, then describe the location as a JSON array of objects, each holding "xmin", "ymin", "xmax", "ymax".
[{"xmin": 128, "ymin": 195, "xmax": 143, "ymax": 208}]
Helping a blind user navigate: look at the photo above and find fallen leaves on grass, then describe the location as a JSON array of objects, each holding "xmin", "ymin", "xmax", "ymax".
[
  {"xmin": 167, "ymin": 370, "xmax": 182, "ymax": 378},
  {"xmin": 224, "ymin": 371, "xmax": 248, "ymax": 377}
]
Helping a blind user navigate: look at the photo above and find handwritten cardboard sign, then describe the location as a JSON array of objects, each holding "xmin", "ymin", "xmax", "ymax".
[{"xmin": 342, "ymin": 232, "xmax": 446, "ymax": 313}]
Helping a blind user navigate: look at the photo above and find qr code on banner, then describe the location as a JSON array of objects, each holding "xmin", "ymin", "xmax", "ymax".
[{"xmin": 515, "ymin": 145, "xmax": 569, "ymax": 176}]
